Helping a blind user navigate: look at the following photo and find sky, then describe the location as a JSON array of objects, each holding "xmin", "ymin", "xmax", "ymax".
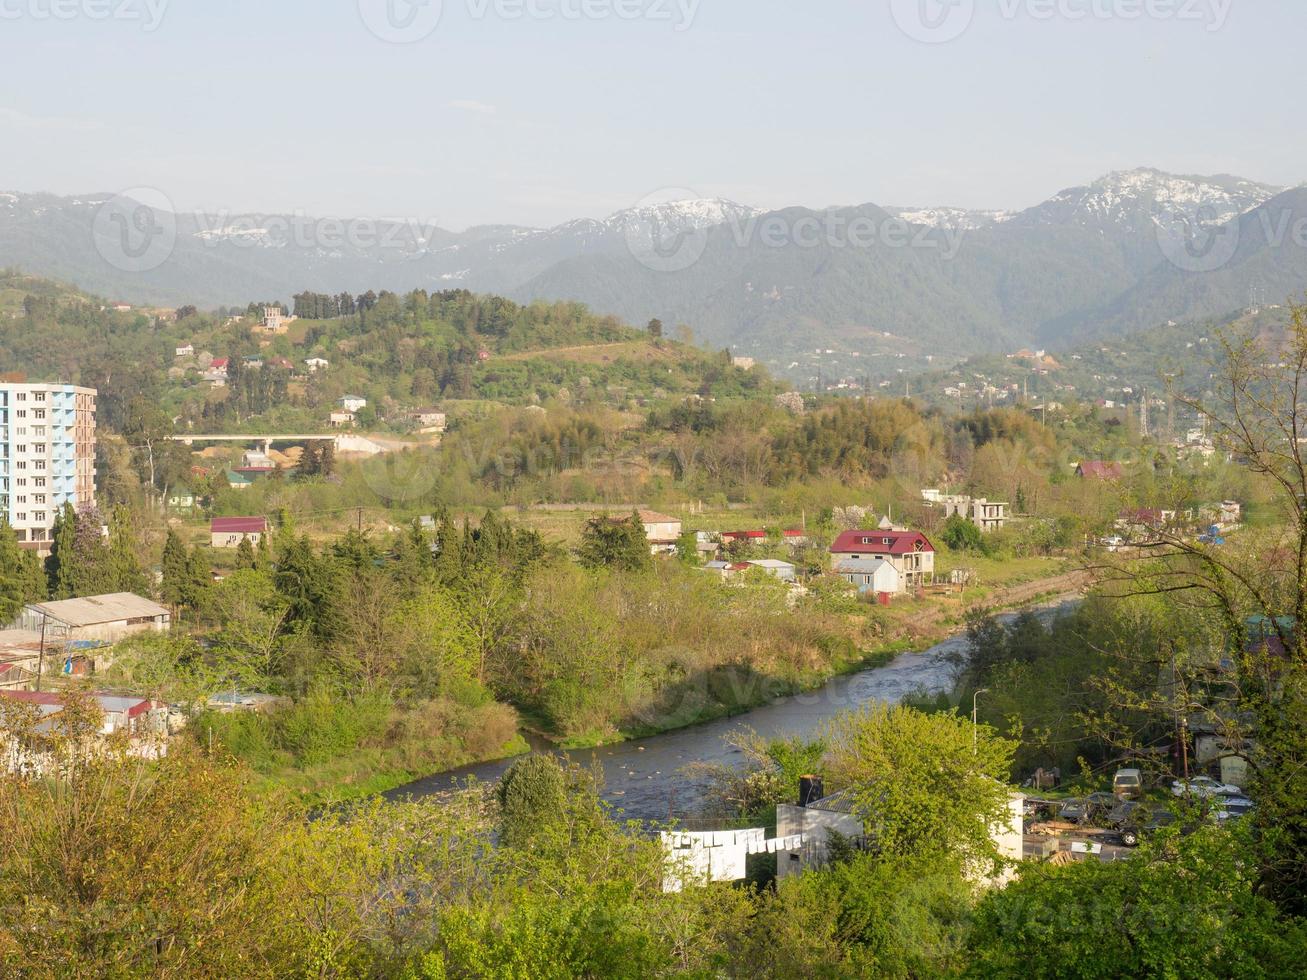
[{"xmin": 0, "ymin": 0, "xmax": 1302, "ymax": 229}]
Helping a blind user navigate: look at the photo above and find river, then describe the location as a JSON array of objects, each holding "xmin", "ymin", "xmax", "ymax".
[{"xmin": 386, "ymin": 600, "xmax": 1077, "ymax": 821}]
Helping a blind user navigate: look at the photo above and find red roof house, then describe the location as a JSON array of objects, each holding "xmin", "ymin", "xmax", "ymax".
[
  {"xmin": 210, "ymin": 517, "xmax": 269, "ymax": 549},
  {"xmin": 1076, "ymin": 461, "xmax": 1124, "ymax": 480},
  {"xmin": 829, "ymin": 529, "xmax": 936, "ymax": 591}
]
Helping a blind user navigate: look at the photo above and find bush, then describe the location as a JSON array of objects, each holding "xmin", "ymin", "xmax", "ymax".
[{"xmin": 276, "ymin": 687, "xmax": 391, "ymax": 767}]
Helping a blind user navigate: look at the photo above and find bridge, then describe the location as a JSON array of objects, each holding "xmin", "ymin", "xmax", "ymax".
[
  {"xmin": 167, "ymin": 433, "xmax": 390, "ymax": 456},
  {"xmin": 167, "ymin": 433, "xmax": 341, "ymax": 454}
]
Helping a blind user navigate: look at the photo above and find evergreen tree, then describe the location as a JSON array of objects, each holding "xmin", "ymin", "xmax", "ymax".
[
  {"xmin": 577, "ymin": 511, "xmax": 652, "ymax": 572},
  {"xmin": 234, "ymin": 537, "xmax": 257, "ymax": 571},
  {"xmin": 0, "ymin": 519, "xmax": 44, "ymax": 621},
  {"xmin": 160, "ymin": 529, "xmax": 191, "ymax": 609},
  {"xmin": 45, "ymin": 503, "xmax": 79, "ymax": 599},
  {"xmin": 106, "ymin": 506, "xmax": 149, "ymax": 595}
]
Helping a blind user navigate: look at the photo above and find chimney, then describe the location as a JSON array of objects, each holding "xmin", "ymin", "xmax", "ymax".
[{"xmin": 799, "ymin": 775, "xmax": 824, "ymax": 807}]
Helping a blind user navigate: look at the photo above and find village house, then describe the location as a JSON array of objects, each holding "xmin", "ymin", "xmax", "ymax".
[
  {"xmin": 782, "ymin": 529, "xmax": 809, "ymax": 548},
  {"xmin": 339, "ymin": 394, "xmax": 368, "ymax": 414},
  {"xmin": 210, "ymin": 516, "xmax": 268, "ymax": 549},
  {"xmin": 620, "ymin": 510, "xmax": 682, "ymax": 555},
  {"xmin": 175, "ymin": 344, "xmax": 194, "ymax": 358},
  {"xmin": 7, "ymin": 595, "xmax": 171, "ymax": 655},
  {"xmin": 829, "ymin": 529, "xmax": 935, "ymax": 591},
  {"xmin": 835, "ymin": 557, "xmax": 901, "ymax": 597},
  {"xmin": 1076, "ymin": 460, "xmax": 1124, "ymax": 480},
  {"xmin": 304, "ymin": 357, "xmax": 330, "ymax": 373},
  {"xmin": 0, "ymin": 690, "xmax": 169, "ymax": 770},
  {"xmin": 329, "ymin": 410, "xmax": 357, "ymax": 429}
]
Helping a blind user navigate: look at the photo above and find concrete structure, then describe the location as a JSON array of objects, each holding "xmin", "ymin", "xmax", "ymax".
[
  {"xmin": 211, "ymin": 516, "xmax": 268, "ymax": 549},
  {"xmin": 257, "ymin": 306, "xmax": 294, "ymax": 335},
  {"xmin": 836, "ymin": 557, "xmax": 900, "ymax": 595},
  {"xmin": 0, "ymin": 382, "xmax": 97, "ymax": 549},
  {"xmin": 408, "ymin": 409, "xmax": 447, "ymax": 434},
  {"xmin": 939, "ymin": 495, "xmax": 1009, "ymax": 533},
  {"xmin": 329, "ymin": 411, "xmax": 357, "ymax": 428},
  {"xmin": 11, "ymin": 593, "xmax": 170, "ymax": 647},
  {"xmin": 829, "ymin": 529, "xmax": 935, "ymax": 590},
  {"xmin": 304, "ymin": 357, "xmax": 330, "ymax": 373}
]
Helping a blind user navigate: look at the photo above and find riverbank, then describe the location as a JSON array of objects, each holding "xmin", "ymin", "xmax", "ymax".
[{"xmin": 257, "ymin": 566, "xmax": 1087, "ymax": 805}]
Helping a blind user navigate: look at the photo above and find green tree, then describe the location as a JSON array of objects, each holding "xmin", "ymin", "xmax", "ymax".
[
  {"xmin": 0, "ymin": 518, "xmax": 45, "ymax": 620},
  {"xmin": 576, "ymin": 511, "xmax": 651, "ymax": 572},
  {"xmin": 966, "ymin": 826, "xmax": 1307, "ymax": 978},
  {"xmin": 939, "ymin": 514, "xmax": 984, "ymax": 552},
  {"xmin": 824, "ymin": 703, "xmax": 1017, "ymax": 872},
  {"xmin": 105, "ymin": 505, "xmax": 149, "ymax": 595},
  {"xmin": 496, "ymin": 754, "xmax": 568, "ymax": 850}
]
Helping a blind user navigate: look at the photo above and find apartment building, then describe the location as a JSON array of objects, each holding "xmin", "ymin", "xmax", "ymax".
[{"xmin": 0, "ymin": 383, "xmax": 97, "ymax": 548}]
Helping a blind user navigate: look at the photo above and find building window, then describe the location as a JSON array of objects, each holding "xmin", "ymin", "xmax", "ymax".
[
  {"xmin": 33, "ymin": 391, "xmax": 45, "ymax": 401},
  {"xmin": 31, "ymin": 477, "xmax": 43, "ymax": 488},
  {"xmin": 32, "ymin": 511, "xmax": 45, "ymax": 523}
]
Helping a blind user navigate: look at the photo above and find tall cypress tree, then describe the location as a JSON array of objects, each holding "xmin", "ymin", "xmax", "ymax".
[
  {"xmin": 45, "ymin": 503, "xmax": 79, "ymax": 599},
  {"xmin": 106, "ymin": 506, "xmax": 149, "ymax": 595},
  {"xmin": 0, "ymin": 518, "xmax": 45, "ymax": 622}
]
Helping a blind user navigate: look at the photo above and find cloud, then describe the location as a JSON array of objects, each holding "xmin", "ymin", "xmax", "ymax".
[
  {"xmin": 0, "ymin": 106, "xmax": 103, "ymax": 133},
  {"xmin": 447, "ymin": 100, "xmax": 498, "ymax": 115}
]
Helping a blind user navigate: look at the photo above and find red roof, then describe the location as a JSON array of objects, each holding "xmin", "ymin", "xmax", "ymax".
[
  {"xmin": 783, "ymin": 529, "xmax": 807, "ymax": 538},
  {"xmin": 210, "ymin": 357, "xmax": 229, "ymax": 368},
  {"xmin": 211, "ymin": 517, "xmax": 268, "ymax": 534},
  {"xmin": 829, "ymin": 529, "xmax": 935, "ymax": 557},
  {"xmin": 1077, "ymin": 461, "xmax": 1124, "ymax": 480},
  {"xmin": 722, "ymin": 530, "xmax": 766, "ymax": 540}
]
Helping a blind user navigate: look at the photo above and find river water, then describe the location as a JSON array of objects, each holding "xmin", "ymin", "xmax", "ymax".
[{"xmin": 387, "ymin": 601, "xmax": 1076, "ymax": 821}]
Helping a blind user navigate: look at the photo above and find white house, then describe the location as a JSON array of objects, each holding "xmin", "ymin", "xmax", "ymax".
[
  {"xmin": 339, "ymin": 395, "xmax": 367, "ymax": 413},
  {"xmin": 175, "ymin": 344, "xmax": 194, "ymax": 358},
  {"xmin": 304, "ymin": 357, "xmax": 330, "ymax": 373},
  {"xmin": 210, "ymin": 517, "xmax": 268, "ymax": 549},
  {"xmin": 329, "ymin": 411, "xmax": 356, "ymax": 428},
  {"xmin": 836, "ymin": 558, "xmax": 900, "ymax": 595},
  {"xmin": 747, "ymin": 559, "xmax": 797, "ymax": 583}
]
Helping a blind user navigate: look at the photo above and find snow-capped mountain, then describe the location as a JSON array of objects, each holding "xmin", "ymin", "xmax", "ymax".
[
  {"xmin": 886, "ymin": 206, "xmax": 1016, "ymax": 230},
  {"xmin": 2, "ymin": 170, "xmax": 1304, "ymax": 362},
  {"xmin": 1015, "ymin": 167, "xmax": 1282, "ymax": 228}
]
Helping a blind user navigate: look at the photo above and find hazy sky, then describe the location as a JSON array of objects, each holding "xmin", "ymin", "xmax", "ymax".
[{"xmin": 1, "ymin": 0, "xmax": 1301, "ymax": 229}]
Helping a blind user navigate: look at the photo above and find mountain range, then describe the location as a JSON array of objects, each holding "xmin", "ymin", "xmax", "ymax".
[{"xmin": 2, "ymin": 168, "xmax": 1304, "ymax": 365}]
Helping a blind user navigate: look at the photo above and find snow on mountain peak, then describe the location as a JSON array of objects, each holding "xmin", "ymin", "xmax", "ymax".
[{"xmin": 1039, "ymin": 167, "xmax": 1281, "ymax": 226}]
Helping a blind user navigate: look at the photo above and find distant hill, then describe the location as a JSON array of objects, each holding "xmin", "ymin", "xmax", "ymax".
[{"xmin": 2, "ymin": 169, "xmax": 1302, "ymax": 367}]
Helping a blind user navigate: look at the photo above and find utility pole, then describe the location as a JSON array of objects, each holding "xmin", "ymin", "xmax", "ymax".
[
  {"xmin": 35, "ymin": 610, "xmax": 48, "ymax": 693},
  {"xmin": 972, "ymin": 688, "xmax": 990, "ymax": 755}
]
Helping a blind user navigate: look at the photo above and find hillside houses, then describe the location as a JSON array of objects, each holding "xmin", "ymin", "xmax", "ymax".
[
  {"xmin": 829, "ymin": 529, "xmax": 935, "ymax": 591},
  {"xmin": 211, "ymin": 516, "xmax": 268, "ymax": 549}
]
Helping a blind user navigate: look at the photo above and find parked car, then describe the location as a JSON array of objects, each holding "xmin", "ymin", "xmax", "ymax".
[
  {"xmin": 1213, "ymin": 796, "xmax": 1256, "ymax": 822},
  {"xmin": 1171, "ymin": 776, "xmax": 1242, "ymax": 799},
  {"xmin": 1105, "ymin": 800, "xmax": 1146, "ymax": 828},
  {"xmin": 1059, "ymin": 793, "xmax": 1117, "ymax": 826},
  {"xmin": 1113, "ymin": 768, "xmax": 1144, "ymax": 800},
  {"xmin": 1118, "ymin": 807, "xmax": 1177, "ymax": 848}
]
